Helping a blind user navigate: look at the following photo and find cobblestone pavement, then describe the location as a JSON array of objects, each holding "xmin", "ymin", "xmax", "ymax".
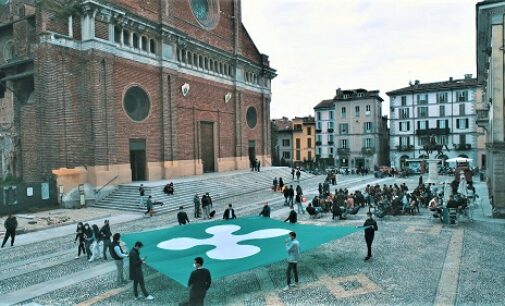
[{"xmin": 0, "ymin": 173, "xmax": 503, "ymax": 306}]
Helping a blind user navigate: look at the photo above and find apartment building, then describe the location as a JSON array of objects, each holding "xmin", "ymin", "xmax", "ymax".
[
  {"xmin": 386, "ymin": 76, "xmax": 480, "ymax": 169},
  {"xmin": 271, "ymin": 118, "xmax": 293, "ymax": 166},
  {"xmin": 291, "ymin": 116, "xmax": 316, "ymax": 167},
  {"xmin": 314, "ymin": 88, "xmax": 386, "ymax": 170}
]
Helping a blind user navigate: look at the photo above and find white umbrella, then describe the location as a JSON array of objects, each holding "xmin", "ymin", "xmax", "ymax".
[{"xmin": 445, "ymin": 157, "xmax": 473, "ymax": 163}]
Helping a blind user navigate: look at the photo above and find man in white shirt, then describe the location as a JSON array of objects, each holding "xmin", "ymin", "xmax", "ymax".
[{"xmin": 222, "ymin": 204, "xmax": 236, "ymax": 220}]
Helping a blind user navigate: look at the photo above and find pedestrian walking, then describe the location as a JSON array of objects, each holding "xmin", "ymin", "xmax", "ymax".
[
  {"xmin": 181, "ymin": 256, "xmax": 211, "ymax": 306},
  {"xmin": 83, "ymin": 223, "xmax": 93, "ymax": 260},
  {"xmin": 145, "ymin": 195, "xmax": 154, "ymax": 217},
  {"xmin": 291, "ymin": 168, "xmax": 295, "ymax": 180},
  {"xmin": 1, "ymin": 213, "xmax": 17, "ymax": 248},
  {"xmin": 223, "ymin": 204, "xmax": 236, "ymax": 220},
  {"xmin": 177, "ymin": 206, "xmax": 190, "ymax": 225},
  {"xmin": 138, "ymin": 184, "xmax": 145, "ymax": 207},
  {"xmin": 74, "ymin": 222, "xmax": 86, "ymax": 259},
  {"xmin": 288, "ymin": 185, "xmax": 294, "ymax": 207},
  {"xmin": 296, "ymin": 169, "xmax": 301, "ymax": 181},
  {"xmin": 363, "ymin": 212, "xmax": 378, "ymax": 261},
  {"xmin": 418, "ymin": 175, "xmax": 423, "ymax": 186},
  {"xmin": 129, "ymin": 241, "xmax": 154, "ymax": 300},
  {"xmin": 279, "ymin": 177, "xmax": 285, "ymax": 192},
  {"xmin": 259, "ymin": 203, "xmax": 271, "ymax": 218},
  {"xmin": 99, "ymin": 220, "xmax": 112, "ymax": 260},
  {"xmin": 284, "ymin": 207, "xmax": 297, "ymax": 223},
  {"xmin": 272, "ymin": 177, "xmax": 278, "ymax": 192},
  {"xmin": 193, "ymin": 193, "xmax": 201, "ymax": 218},
  {"xmin": 88, "ymin": 224, "xmax": 102, "ymax": 262},
  {"xmin": 283, "ymin": 231, "xmax": 301, "ymax": 291},
  {"xmin": 295, "ymin": 194, "xmax": 305, "ymax": 214},
  {"xmin": 201, "ymin": 193, "xmax": 211, "ymax": 219},
  {"xmin": 256, "ymin": 159, "xmax": 261, "ymax": 172},
  {"xmin": 110, "ymin": 233, "xmax": 128, "ymax": 285}
]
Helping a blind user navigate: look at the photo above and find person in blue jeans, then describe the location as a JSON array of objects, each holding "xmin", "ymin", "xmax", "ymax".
[{"xmin": 283, "ymin": 231, "xmax": 301, "ymax": 290}]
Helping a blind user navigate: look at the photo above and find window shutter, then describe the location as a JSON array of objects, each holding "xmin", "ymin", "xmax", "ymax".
[
  {"xmin": 456, "ymin": 119, "xmax": 460, "ymax": 129},
  {"xmin": 407, "ymin": 122, "xmax": 410, "ymax": 130}
]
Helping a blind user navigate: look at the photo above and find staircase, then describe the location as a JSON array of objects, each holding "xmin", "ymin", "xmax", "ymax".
[{"xmin": 91, "ymin": 167, "xmax": 313, "ymax": 213}]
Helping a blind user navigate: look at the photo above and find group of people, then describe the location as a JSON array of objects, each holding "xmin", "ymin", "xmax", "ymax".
[
  {"xmin": 74, "ymin": 220, "xmax": 112, "ymax": 261},
  {"xmin": 250, "ymin": 158, "xmax": 261, "ymax": 172},
  {"xmin": 193, "ymin": 192, "xmax": 215, "ymax": 219}
]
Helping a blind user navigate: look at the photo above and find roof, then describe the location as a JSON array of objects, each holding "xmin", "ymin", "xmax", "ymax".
[
  {"xmin": 314, "ymin": 88, "xmax": 383, "ymax": 110},
  {"xmin": 293, "ymin": 116, "xmax": 315, "ymax": 124},
  {"xmin": 386, "ymin": 77, "xmax": 479, "ymax": 96},
  {"xmin": 271, "ymin": 118, "xmax": 292, "ymax": 131}
]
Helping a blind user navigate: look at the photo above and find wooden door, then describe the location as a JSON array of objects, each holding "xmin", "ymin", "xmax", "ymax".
[{"xmin": 200, "ymin": 122, "xmax": 215, "ymax": 173}]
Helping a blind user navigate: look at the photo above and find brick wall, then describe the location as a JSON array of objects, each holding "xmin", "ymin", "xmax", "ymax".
[{"xmin": 112, "ymin": 0, "xmax": 160, "ymax": 22}]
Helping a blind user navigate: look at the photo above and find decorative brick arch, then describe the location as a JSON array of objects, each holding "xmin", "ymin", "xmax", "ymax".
[{"xmin": 197, "ymin": 110, "xmax": 218, "ymax": 123}]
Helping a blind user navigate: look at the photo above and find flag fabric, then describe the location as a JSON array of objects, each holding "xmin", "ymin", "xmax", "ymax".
[{"xmin": 122, "ymin": 217, "xmax": 363, "ymax": 287}]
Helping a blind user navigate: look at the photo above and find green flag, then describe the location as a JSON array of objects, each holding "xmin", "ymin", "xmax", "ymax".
[{"xmin": 122, "ymin": 217, "xmax": 363, "ymax": 287}]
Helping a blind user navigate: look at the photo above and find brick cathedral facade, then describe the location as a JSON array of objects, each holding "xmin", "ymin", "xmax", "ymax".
[{"xmin": 0, "ymin": 0, "xmax": 275, "ymax": 195}]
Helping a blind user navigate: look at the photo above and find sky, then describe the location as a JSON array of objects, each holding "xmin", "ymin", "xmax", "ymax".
[{"xmin": 241, "ymin": 0, "xmax": 480, "ymax": 119}]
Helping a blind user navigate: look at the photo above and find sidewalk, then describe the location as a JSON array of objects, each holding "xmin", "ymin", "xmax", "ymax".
[{"xmin": 8, "ymin": 212, "xmax": 141, "ymax": 247}]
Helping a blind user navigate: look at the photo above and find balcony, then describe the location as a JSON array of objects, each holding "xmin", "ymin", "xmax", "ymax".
[
  {"xmin": 396, "ymin": 145, "xmax": 414, "ymax": 151},
  {"xmin": 337, "ymin": 148, "xmax": 350, "ymax": 156},
  {"xmin": 454, "ymin": 144, "xmax": 471, "ymax": 150},
  {"xmin": 328, "ymin": 141, "xmax": 334, "ymax": 145},
  {"xmin": 327, "ymin": 128, "xmax": 334, "ymax": 133},
  {"xmin": 294, "ymin": 126, "xmax": 303, "ymax": 132},
  {"xmin": 476, "ymin": 108, "xmax": 489, "ymax": 131},
  {"xmin": 315, "ymin": 141, "xmax": 322, "ymax": 146},
  {"xmin": 315, "ymin": 129, "xmax": 322, "ymax": 133},
  {"xmin": 415, "ymin": 128, "xmax": 450, "ymax": 136},
  {"xmin": 361, "ymin": 147, "xmax": 376, "ymax": 156}
]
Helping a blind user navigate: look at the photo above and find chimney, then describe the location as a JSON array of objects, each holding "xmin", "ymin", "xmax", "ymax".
[
  {"xmin": 464, "ymin": 74, "xmax": 473, "ymax": 80},
  {"xmin": 414, "ymin": 80, "xmax": 420, "ymax": 85},
  {"xmin": 449, "ymin": 77, "xmax": 453, "ymax": 82},
  {"xmin": 336, "ymin": 88, "xmax": 342, "ymax": 97}
]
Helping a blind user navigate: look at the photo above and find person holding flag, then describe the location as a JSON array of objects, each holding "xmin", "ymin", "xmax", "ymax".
[{"xmin": 363, "ymin": 212, "xmax": 378, "ymax": 261}]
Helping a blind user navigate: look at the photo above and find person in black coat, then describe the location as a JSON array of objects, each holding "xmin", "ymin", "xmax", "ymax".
[
  {"xmin": 363, "ymin": 212, "xmax": 378, "ymax": 261},
  {"xmin": 184, "ymin": 256, "xmax": 211, "ymax": 306},
  {"xmin": 99, "ymin": 220, "xmax": 112, "ymax": 260},
  {"xmin": 259, "ymin": 203, "xmax": 271, "ymax": 218},
  {"xmin": 223, "ymin": 204, "xmax": 236, "ymax": 220},
  {"xmin": 177, "ymin": 206, "xmax": 190, "ymax": 225},
  {"xmin": 129, "ymin": 241, "xmax": 153, "ymax": 300},
  {"xmin": 284, "ymin": 207, "xmax": 297, "ymax": 223},
  {"xmin": 2, "ymin": 213, "xmax": 17, "ymax": 248}
]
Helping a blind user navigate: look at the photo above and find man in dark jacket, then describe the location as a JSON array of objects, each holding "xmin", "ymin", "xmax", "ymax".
[
  {"xmin": 259, "ymin": 203, "xmax": 271, "ymax": 218},
  {"xmin": 193, "ymin": 193, "xmax": 201, "ymax": 218},
  {"xmin": 110, "ymin": 233, "xmax": 128, "ymax": 285},
  {"xmin": 1, "ymin": 213, "xmax": 17, "ymax": 248},
  {"xmin": 177, "ymin": 206, "xmax": 190, "ymax": 225},
  {"xmin": 129, "ymin": 241, "xmax": 153, "ymax": 300},
  {"xmin": 284, "ymin": 207, "xmax": 297, "ymax": 223},
  {"xmin": 288, "ymin": 185, "xmax": 295, "ymax": 207},
  {"xmin": 99, "ymin": 220, "xmax": 112, "ymax": 260},
  {"xmin": 185, "ymin": 256, "xmax": 211, "ymax": 306},
  {"xmin": 363, "ymin": 212, "xmax": 378, "ymax": 261},
  {"xmin": 223, "ymin": 204, "xmax": 236, "ymax": 220}
]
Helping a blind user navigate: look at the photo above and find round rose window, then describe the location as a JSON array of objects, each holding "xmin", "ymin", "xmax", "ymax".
[
  {"xmin": 190, "ymin": 0, "xmax": 220, "ymax": 30},
  {"xmin": 246, "ymin": 106, "xmax": 257, "ymax": 129},
  {"xmin": 123, "ymin": 86, "xmax": 150, "ymax": 122}
]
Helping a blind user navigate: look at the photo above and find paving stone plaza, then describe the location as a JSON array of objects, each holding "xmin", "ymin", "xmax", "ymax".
[{"xmin": 0, "ymin": 169, "xmax": 503, "ymax": 306}]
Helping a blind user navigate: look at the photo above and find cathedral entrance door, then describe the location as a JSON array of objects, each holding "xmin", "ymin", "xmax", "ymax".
[
  {"xmin": 248, "ymin": 140, "xmax": 256, "ymax": 165},
  {"xmin": 130, "ymin": 139, "xmax": 147, "ymax": 181},
  {"xmin": 200, "ymin": 122, "xmax": 215, "ymax": 173}
]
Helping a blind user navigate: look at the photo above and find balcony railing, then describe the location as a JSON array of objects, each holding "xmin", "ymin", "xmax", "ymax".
[
  {"xmin": 328, "ymin": 141, "xmax": 334, "ymax": 145},
  {"xmin": 327, "ymin": 128, "xmax": 334, "ymax": 133},
  {"xmin": 315, "ymin": 141, "xmax": 322, "ymax": 146},
  {"xmin": 315, "ymin": 129, "xmax": 322, "ymax": 133},
  {"xmin": 337, "ymin": 148, "xmax": 350, "ymax": 155},
  {"xmin": 396, "ymin": 145, "xmax": 414, "ymax": 151},
  {"xmin": 415, "ymin": 128, "xmax": 450, "ymax": 136},
  {"xmin": 361, "ymin": 147, "xmax": 376, "ymax": 156},
  {"xmin": 454, "ymin": 144, "xmax": 471, "ymax": 150}
]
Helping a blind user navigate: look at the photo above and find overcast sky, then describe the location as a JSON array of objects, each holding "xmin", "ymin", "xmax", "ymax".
[{"xmin": 241, "ymin": 0, "xmax": 479, "ymax": 119}]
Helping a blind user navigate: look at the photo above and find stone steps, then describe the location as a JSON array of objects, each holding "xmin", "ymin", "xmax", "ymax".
[{"xmin": 91, "ymin": 167, "xmax": 310, "ymax": 213}]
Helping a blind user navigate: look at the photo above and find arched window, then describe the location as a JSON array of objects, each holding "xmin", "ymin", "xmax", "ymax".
[
  {"xmin": 141, "ymin": 36, "xmax": 148, "ymax": 51},
  {"xmin": 114, "ymin": 26, "xmax": 121, "ymax": 44},
  {"xmin": 149, "ymin": 39, "xmax": 156, "ymax": 54},
  {"xmin": 132, "ymin": 33, "xmax": 139, "ymax": 48},
  {"xmin": 123, "ymin": 30, "xmax": 130, "ymax": 46}
]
